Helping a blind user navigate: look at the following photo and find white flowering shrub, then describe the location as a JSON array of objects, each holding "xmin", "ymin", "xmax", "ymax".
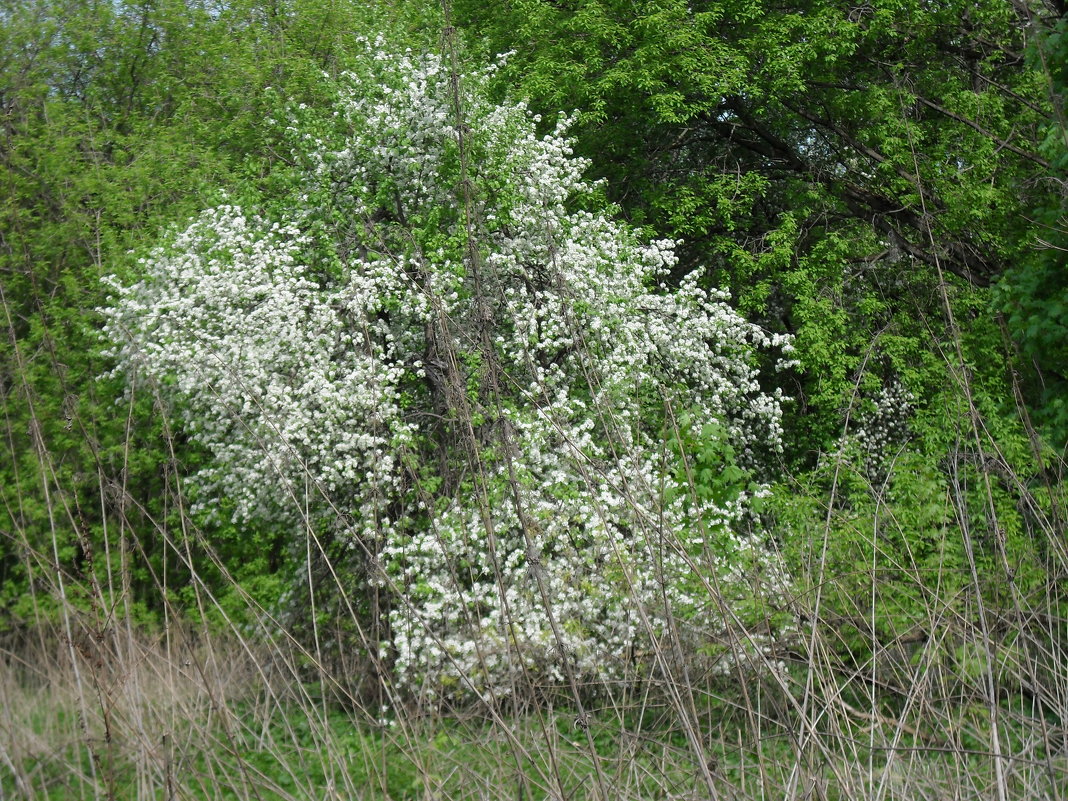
[{"xmin": 102, "ymin": 39, "xmax": 794, "ymax": 701}]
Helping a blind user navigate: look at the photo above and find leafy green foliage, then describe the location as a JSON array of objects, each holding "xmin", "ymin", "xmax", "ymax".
[
  {"xmin": 455, "ymin": 0, "xmax": 1058, "ymax": 460},
  {"xmin": 998, "ymin": 15, "xmax": 1068, "ymax": 448},
  {"xmin": 0, "ymin": 0, "xmax": 433, "ymax": 625}
]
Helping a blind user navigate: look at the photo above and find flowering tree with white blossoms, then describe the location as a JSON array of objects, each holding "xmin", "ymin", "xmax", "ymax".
[{"xmin": 102, "ymin": 38, "xmax": 794, "ymax": 701}]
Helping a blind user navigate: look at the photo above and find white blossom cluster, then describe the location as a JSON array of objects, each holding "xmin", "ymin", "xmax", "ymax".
[
  {"xmin": 101, "ymin": 39, "xmax": 793, "ymax": 701},
  {"xmin": 851, "ymin": 378, "xmax": 915, "ymax": 480},
  {"xmin": 101, "ymin": 207, "xmax": 415, "ymax": 526}
]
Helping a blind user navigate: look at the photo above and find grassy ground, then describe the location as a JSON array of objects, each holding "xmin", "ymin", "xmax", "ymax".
[{"xmin": 3, "ymin": 617, "xmax": 1066, "ymax": 801}]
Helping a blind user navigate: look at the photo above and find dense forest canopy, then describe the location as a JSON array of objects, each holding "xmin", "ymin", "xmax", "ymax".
[
  {"xmin": 1, "ymin": 1, "xmax": 1067, "ymax": 799},
  {"xmin": 455, "ymin": 0, "xmax": 1068, "ymax": 450}
]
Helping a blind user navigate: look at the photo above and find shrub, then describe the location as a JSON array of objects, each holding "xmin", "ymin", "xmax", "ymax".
[{"xmin": 101, "ymin": 38, "xmax": 793, "ymax": 701}]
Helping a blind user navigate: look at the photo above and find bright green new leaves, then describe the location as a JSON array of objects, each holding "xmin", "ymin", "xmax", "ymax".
[
  {"xmin": 0, "ymin": 0, "xmax": 429, "ymax": 625},
  {"xmin": 455, "ymin": 0, "xmax": 1059, "ymax": 458}
]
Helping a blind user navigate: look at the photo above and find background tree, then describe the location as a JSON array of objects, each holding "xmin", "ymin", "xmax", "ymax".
[
  {"xmin": 453, "ymin": 0, "xmax": 1064, "ymax": 456},
  {"xmin": 1000, "ymin": 11, "xmax": 1068, "ymax": 444}
]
